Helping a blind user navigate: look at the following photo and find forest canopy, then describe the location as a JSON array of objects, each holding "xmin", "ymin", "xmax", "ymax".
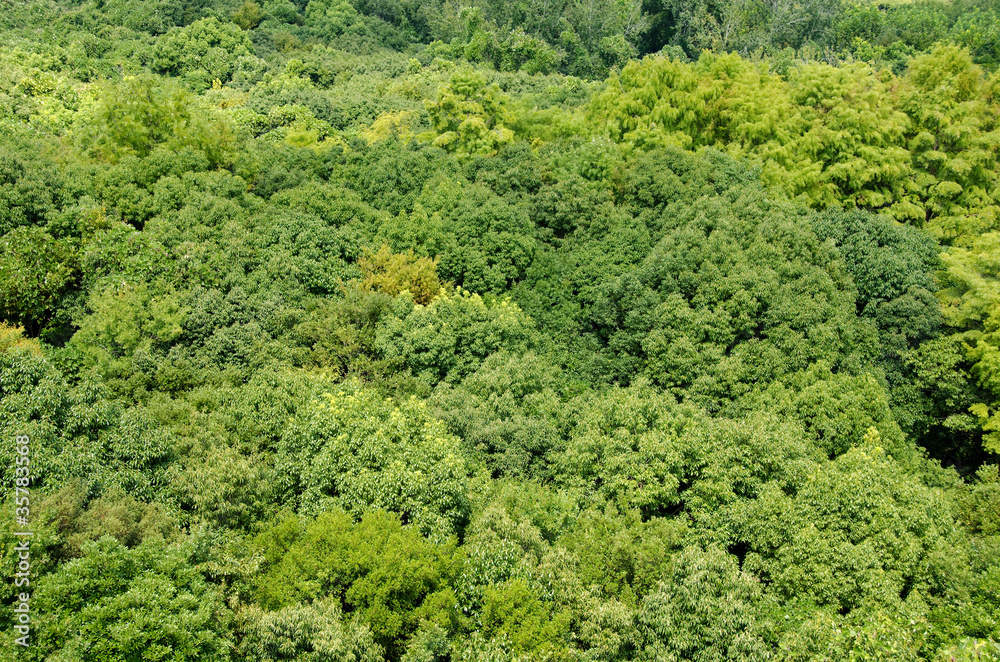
[{"xmin": 1, "ymin": 0, "xmax": 1000, "ymax": 659}]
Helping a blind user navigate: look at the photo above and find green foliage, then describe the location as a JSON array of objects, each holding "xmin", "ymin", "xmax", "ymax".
[
  {"xmin": 417, "ymin": 178, "xmax": 538, "ymax": 293},
  {"xmin": 232, "ymin": 1, "xmax": 265, "ymax": 31},
  {"xmin": 253, "ymin": 509, "xmax": 458, "ymax": 658},
  {"xmin": 153, "ymin": 17, "xmax": 256, "ymax": 87},
  {"xmin": 778, "ymin": 609, "xmax": 927, "ymax": 662},
  {"xmin": 559, "ymin": 506, "xmax": 686, "ymax": 604},
  {"xmin": 34, "ymin": 481, "xmax": 178, "ymax": 558},
  {"xmin": 75, "ymin": 75, "xmax": 234, "ymax": 166},
  {"xmin": 0, "ymin": 349, "xmax": 178, "ymax": 498},
  {"xmin": 168, "ymin": 443, "xmax": 276, "ymax": 530},
  {"xmin": 0, "ymin": 142, "xmax": 81, "ymax": 236},
  {"xmin": 237, "ymin": 599, "xmax": 384, "ymax": 662},
  {"xmin": 71, "ymin": 281, "xmax": 188, "ymax": 379},
  {"xmin": 31, "ymin": 538, "xmax": 230, "ymax": 661},
  {"xmin": 478, "ymin": 578, "xmax": 573, "ymax": 657},
  {"xmin": 290, "ymin": 286, "xmax": 399, "ymax": 377},
  {"xmin": 0, "ymin": 226, "xmax": 76, "ymax": 335},
  {"xmin": 900, "ymin": 45, "xmax": 1000, "ymax": 242},
  {"xmin": 588, "ymin": 47, "xmax": 1000, "ymax": 236},
  {"xmin": 772, "ymin": 367, "xmax": 908, "ymax": 459},
  {"xmin": 4, "ymin": 2, "xmax": 1000, "ymax": 660},
  {"xmin": 424, "ymin": 68, "xmax": 516, "ymax": 156},
  {"xmin": 304, "ymin": 0, "xmax": 363, "ymax": 40},
  {"xmin": 952, "ymin": 7, "xmax": 1000, "ymax": 68},
  {"xmin": 958, "ymin": 464, "xmax": 1000, "ymax": 536},
  {"xmin": 0, "ymin": 349, "xmax": 73, "ymax": 486},
  {"xmin": 811, "ymin": 208, "xmax": 949, "ymax": 438},
  {"xmin": 275, "ymin": 383, "xmax": 470, "ymax": 535},
  {"xmin": 0, "ymin": 322, "xmax": 42, "ymax": 355},
  {"xmin": 590, "ymin": 53, "xmax": 919, "ymax": 213},
  {"xmin": 400, "ymin": 622, "xmax": 452, "ymax": 662},
  {"xmin": 359, "ymin": 244, "xmax": 445, "ymax": 305},
  {"xmin": 554, "ymin": 383, "xmax": 702, "ymax": 516},
  {"xmin": 430, "ymin": 350, "xmax": 568, "ymax": 479},
  {"xmin": 651, "ymin": 0, "xmax": 840, "ymax": 56},
  {"xmin": 376, "ymin": 288, "xmax": 540, "ymax": 386},
  {"xmin": 935, "ymin": 638, "xmax": 1000, "ymax": 662},
  {"xmin": 737, "ymin": 440, "xmax": 966, "ymax": 614},
  {"xmin": 636, "ymin": 546, "xmax": 774, "ymax": 662},
  {"xmin": 587, "ymin": 179, "xmax": 875, "ymax": 397},
  {"xmin": 96, "ymin": 0, "xmax": 186, "ymax": 35},
  {"xmin": 939, "ymin": 234, "xmax": 1000, "ymax": 455}
]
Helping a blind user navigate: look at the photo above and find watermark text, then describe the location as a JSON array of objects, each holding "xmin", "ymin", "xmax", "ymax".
[{"xmin": 12, "ymin": 434, "xmax": 31, "ymax": 647}]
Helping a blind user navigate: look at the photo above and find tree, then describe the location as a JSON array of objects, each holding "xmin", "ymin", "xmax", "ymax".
[
  {"xmin": 152, "ymin": 17, "xmax": 256, "ymax": 87},
  {"xmin": 586, "ymin": 179, "xmax": 875, "ymax": 401},
  {"xmin": 635, "ymin": 546, "xmax": 774, "ymax": 662},
  {"xmin": 75, "ymin": 75, "xmax": 234, "ymax": 167},
  {"xmin": 253, "ymin": 510, "xmax": 459, "ymax": 658},
  {"xmin": 304, "ymin": 0, "xmax": 364, "ymax": 39},
  {"xmin": 899, "ymin": 45, "xmax": 1000, "ymax": 242},
  {"xmin": 375, "ymin": 288, "xmax": 540, "ymax": 386},
  {"xmin": 0, "ymin": 226, "xmax": 76, "ymax": 335},
  {"xmin": 554, "ymin": 383, "xmax": 703, "ymax": 517},
  {"xmin": 734, "ymin": 438, "xmax": 967, "ymax": 616},
  {"xmin": 424, "ymin": 68, "xmax": 516, "ymax": 156},
  {"xmin": 358, "ymin": 244, "xmax": 445, "ymax": 305},
  {"xmin": 275, "ymin": 382, "xmax": 470, "ymax": 536},
  {"xmin": 71, "ymin": 280, "xmax": 188, "ymax": 380},
  {"xmin": 31, "ymin": 538, "xmax": 231, "ymax": 662},
  {"xmin": 430, "ymin": 350, "xmax": 568, "ymax": 479},
  {"xmin": 232, "ymin": 1, "xmax": 265, "ymax": 30},
  {"xmin": 237, "ymin": 599, "xmax": 383, "ymax": 662},
  {"xmin": 0, "ymin": 322, "xmax": 42, "ymax": 355}
]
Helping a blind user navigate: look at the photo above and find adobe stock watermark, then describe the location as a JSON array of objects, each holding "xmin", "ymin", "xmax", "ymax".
[{"xmin": 12, "ymin": 434, "xmax": 31, "ymax": 648}]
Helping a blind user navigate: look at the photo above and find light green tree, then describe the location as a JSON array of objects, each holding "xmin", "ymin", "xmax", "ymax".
[
  {"xmin": 275, "ymin": 383, "xmax": 470, "ymax": 536},
  {"xmin": 32, "ymin": 538, "xmax": 231, "ymax": 662},
  {"xmin": 238, "ymin": 599, "xmax": 384, "ymax": 662},
  {"xmin": 424, "ymin": 68, "xmax": 516, "ymax": 156},
  {"xmin": 152, "ymin": 17, "xmax": 255, "ymax": 87}
]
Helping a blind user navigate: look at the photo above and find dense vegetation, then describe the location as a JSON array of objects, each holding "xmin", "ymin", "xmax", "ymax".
[{"xmin": 1, "ymin": 0, "xmax": 1000, "ymax": 659}]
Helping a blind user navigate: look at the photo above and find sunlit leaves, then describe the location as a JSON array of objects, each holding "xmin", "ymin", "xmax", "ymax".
[
  {"xmin": 275, "ymin": 383, "xmax": 470, "ymax": 536},
  {"xmin": 358, "ymin": 244, "xmax": 445, "ymax": 305},
  {"xmin": 0, "ymin": 226, "xmax": 77, "ymax": 334},
  {"xmin": 74, "ymin": 75, "xmax": 235, "ymax": 167},
  {"xmin": 252, "ymin": 510, "xmax": 458, "ymax": 657},
  {"xmin": 424, "ymin": 68, "xmax": 516, "ymax": 156},
  {"xmin": 152, "ymin": 17, "xmax": 256, "ymax": 88},
  {"xmin": 376, "ymin": 289, "xmax": 540, "ymax": 386},
  {"xmin": 238, "ymin": 599, "xmax": 383, "ymax": 662}
]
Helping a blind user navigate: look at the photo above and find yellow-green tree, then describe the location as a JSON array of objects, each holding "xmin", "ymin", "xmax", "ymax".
[
  {"xmin": 358, "ymin": 243, "xmax": 445, "ymax": 305},
  {"xmin": 424, "ymin": 68, "xmax": 516, "ymax": 156}
]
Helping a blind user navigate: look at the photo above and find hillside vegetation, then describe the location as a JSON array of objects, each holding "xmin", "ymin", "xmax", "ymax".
[{"xmin": 1, "ymin": 0, "xmax": 1000, "ymax": 659}]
